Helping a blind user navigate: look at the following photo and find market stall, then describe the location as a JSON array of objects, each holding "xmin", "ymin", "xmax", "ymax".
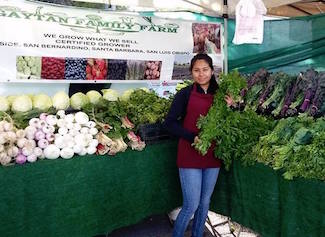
[{"xmin": 1, "ymin": 1, "xmax": 325, "ymax": 237}]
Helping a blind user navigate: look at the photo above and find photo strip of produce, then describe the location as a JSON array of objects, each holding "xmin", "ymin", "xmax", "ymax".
[{"xmin": 16, "ymin": 56, "xmax": 162, "ymax": 81}]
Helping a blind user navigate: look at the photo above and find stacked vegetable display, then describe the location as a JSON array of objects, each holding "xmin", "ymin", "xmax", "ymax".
[
  {"xmin": 82, "ymin": 88, "xmax": 171, "ymax": 154},
  {"xmin": 1, "ymin": 68, "xmax": 324, "ymax": 181},
  {"xmin": 0, "ymin": 110, "xmax": 98, "ymax": 165},
  {"xmin": 251, "ymin": 115, "xmax": 325, "ymax": 180},
  {"xmin": 195, "ymin": 68, "xmax": 324, "ymax": 180},
  {"xmin": 0, "ymin": 88, "xmax": 172, "ymax": 166},
  {"xmin": 243, "ymin": 68, "xmax": 325, "ymax": 118}
]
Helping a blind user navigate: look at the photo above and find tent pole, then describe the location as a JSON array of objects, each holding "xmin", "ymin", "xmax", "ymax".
[{"xmin": 223, "ymin": 0, "xmax": 228, "ymax": 74}]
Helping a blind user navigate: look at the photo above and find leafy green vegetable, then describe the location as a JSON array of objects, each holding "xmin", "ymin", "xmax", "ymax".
[
  {"xmin": 82, "ymin": 89, "xmax": 171, "ymax": 138},
  {"xmin": 195, "ymin": 70, "xmax": 274, "ymax": 170},
  {"xmin": 293, "ymin": 127, "xmax": 312, "ymax": 145},
  {"xmin": 260, "ymin": 73, "xmax": 294, "ymax": 111},
  {"xmin": 0, "ymin": 107, "xmax": 56, "ymax": 129},
  {"xmin": 82, "ymin": 98, "xmax": 127, "ymax": 139},
  {"xmin": 121, "ymin": 89, "xmax": 172, "ymax": 128},
  {"xmin": 219, "ymin": 70, "xmax": 247, "ymax": 103},
  {"xmin": 251, "ymin": 115, "xmax": 325, "ymax": 180},
  {"xmin": 176, "ymin": 80, "xmax": 193, "ymax": 92}
]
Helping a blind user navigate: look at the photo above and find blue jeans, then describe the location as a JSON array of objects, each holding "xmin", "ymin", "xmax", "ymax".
[{"xmin": 173, "ymin": 168, "xmax": 220, "ymax": 237}]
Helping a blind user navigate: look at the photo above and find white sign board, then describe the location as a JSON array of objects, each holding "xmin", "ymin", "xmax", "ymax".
[{"xmin": 0, "ymin": 0, "xmax": 223, "ymax": 83}]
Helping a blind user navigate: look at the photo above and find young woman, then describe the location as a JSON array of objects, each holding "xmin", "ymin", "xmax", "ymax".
[{"xmin": 164, "ymin": 54, "xmax": 222, "ymax": 237}]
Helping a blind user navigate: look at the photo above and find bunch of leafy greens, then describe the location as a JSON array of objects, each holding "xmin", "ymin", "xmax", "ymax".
[
  {"xmin": 195, "ymin": 70, "xmax": 275, "ymax": 170},
  {"xmin": 251, "ymin": 114, "xmax": 325, "ymax": 180},
  {"xmin": 219, "ymin": 70, "xmax": 247, "ymax": 103},
  {"xmin": 82, "ymin": 98, "xmax": 129, "ymax": 139},
  {"xmin": 82, "ymin": 89, "xmax": 172, "ymax": 138},
  {"xmin": 120, "ymin": 89, "xmax": 172, "ymax": 128},
  {"xmin": 0, "ymin": 107, "xmax": 56, "ymax": 129}
]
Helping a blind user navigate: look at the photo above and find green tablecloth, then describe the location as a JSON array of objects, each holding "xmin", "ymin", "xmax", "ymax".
[
  {"xmin": 210, "ymin": 159, "xmax": 325, "ymax": 237},
  {"xmin": 0, "ymin": 141, "xmax": 182, "ymax": 237},
  {"xmin": 0, "ymin": 141, "xmax": 324, "ymax": 237}
]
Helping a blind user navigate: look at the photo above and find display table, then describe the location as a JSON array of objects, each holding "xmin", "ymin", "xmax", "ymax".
[
  {"xmin": 211, "ymin": 158, "xmax": 325, "ymax": 237},
  {"xmin": 0, "ymin": 141, "xmax": 182, "ymax": 237},
  {"xmin": 0, "ymin": 140, "xmax": 324, "ymax": 237}
]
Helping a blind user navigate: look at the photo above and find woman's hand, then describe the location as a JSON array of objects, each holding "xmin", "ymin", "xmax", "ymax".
[
  {"xmin": 224, "ymin": 95, "xmax": 235, "ymax": 107},
  {"xmin": 192, "ymin": 136, "xmax": 201, "ymax": 147},
  {"xmin": 194, "ymin": 136, "xmax": 201, "ymax": 145}
]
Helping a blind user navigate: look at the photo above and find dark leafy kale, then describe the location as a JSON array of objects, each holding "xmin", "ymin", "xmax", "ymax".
[
  {"xmin": 299, "ymin": 69, "xmax": 319, "ymax": 112},
  {"xmin": 260, "ymin": 72, "xmax": 294, "ymax": 112},
  {"xmin": 309, "ymin": 72, "xmax": 325, "ymax": 117}
]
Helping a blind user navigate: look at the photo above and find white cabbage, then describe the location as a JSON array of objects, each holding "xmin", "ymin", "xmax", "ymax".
[
  {"xmin": 0, "ymin": 96, "xmax": 9, "ymax": 111},
  {"xmin": 33, "ymin": 93, "xmax": 52, "ymax": 111},
  {"xmin": 52, "ymin": 91, "xmax": 70, "ymax": 110},
  {"xmin": 12, "ymin": 95, "xmax": 33, "ymax": 112},
  {"xmin": 70, "ymin": 92, "xmax": 89, "ymax": 110},
  {"xmin": 86, "ymin": 90, "xmax": 102, "ymax": 104}
]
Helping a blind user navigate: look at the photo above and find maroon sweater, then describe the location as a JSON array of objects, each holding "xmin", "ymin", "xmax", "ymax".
[{"xmin": 165, "ymin": 84, "xmax": 221, "ymax": 168}]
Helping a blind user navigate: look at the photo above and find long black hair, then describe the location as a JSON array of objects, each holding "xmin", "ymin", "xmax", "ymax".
[{"xmin": 189, "ymin": 53, "xmax": 218, "ymax": 91}]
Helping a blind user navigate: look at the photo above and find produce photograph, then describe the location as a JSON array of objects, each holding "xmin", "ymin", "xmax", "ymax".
[
  {"xmin": 0, "ymin": 1, "xmax": 324, "ymax": 237},
  {"xmin": 16, "ymin": 56, "xmax": 42, "ymax": 80},
  {"xmin": 41, "ymin": 56, "xmax": 66, "ymax": 80},
  {"xmin": 107, "ymin": 59, "xmax": 127, "ymax": 80},
  {"xmin": 65, "ymin": 57, "xmax": 87, "ymax": 80},
  {"xmin": 172, "ymin": 54, "xmax": 222, "ymax": 80},
  {"xmin": 192, "ymin": 23, "xmax": 221, "ymax": 54},
  {"xmin": 143, "ymin": 60, "xmax": 161, "ymax": 80},
  {"xmin": 86, "ymin": 58, "xmax": 108, "ymax": 80},
  {"xmin": 125, "ymin": 60, "xmax": 146, "ymax": 80}
]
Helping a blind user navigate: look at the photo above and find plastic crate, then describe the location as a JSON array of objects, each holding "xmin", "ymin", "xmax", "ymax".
[{"xmin": 137, "ymin": 123, "xmax": 172, "ymax": 144}]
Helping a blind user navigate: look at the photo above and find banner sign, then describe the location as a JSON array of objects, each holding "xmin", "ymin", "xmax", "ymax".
[{"xmin": 0, "ymin": 0, "xmax": 223, "ymax": 83}]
